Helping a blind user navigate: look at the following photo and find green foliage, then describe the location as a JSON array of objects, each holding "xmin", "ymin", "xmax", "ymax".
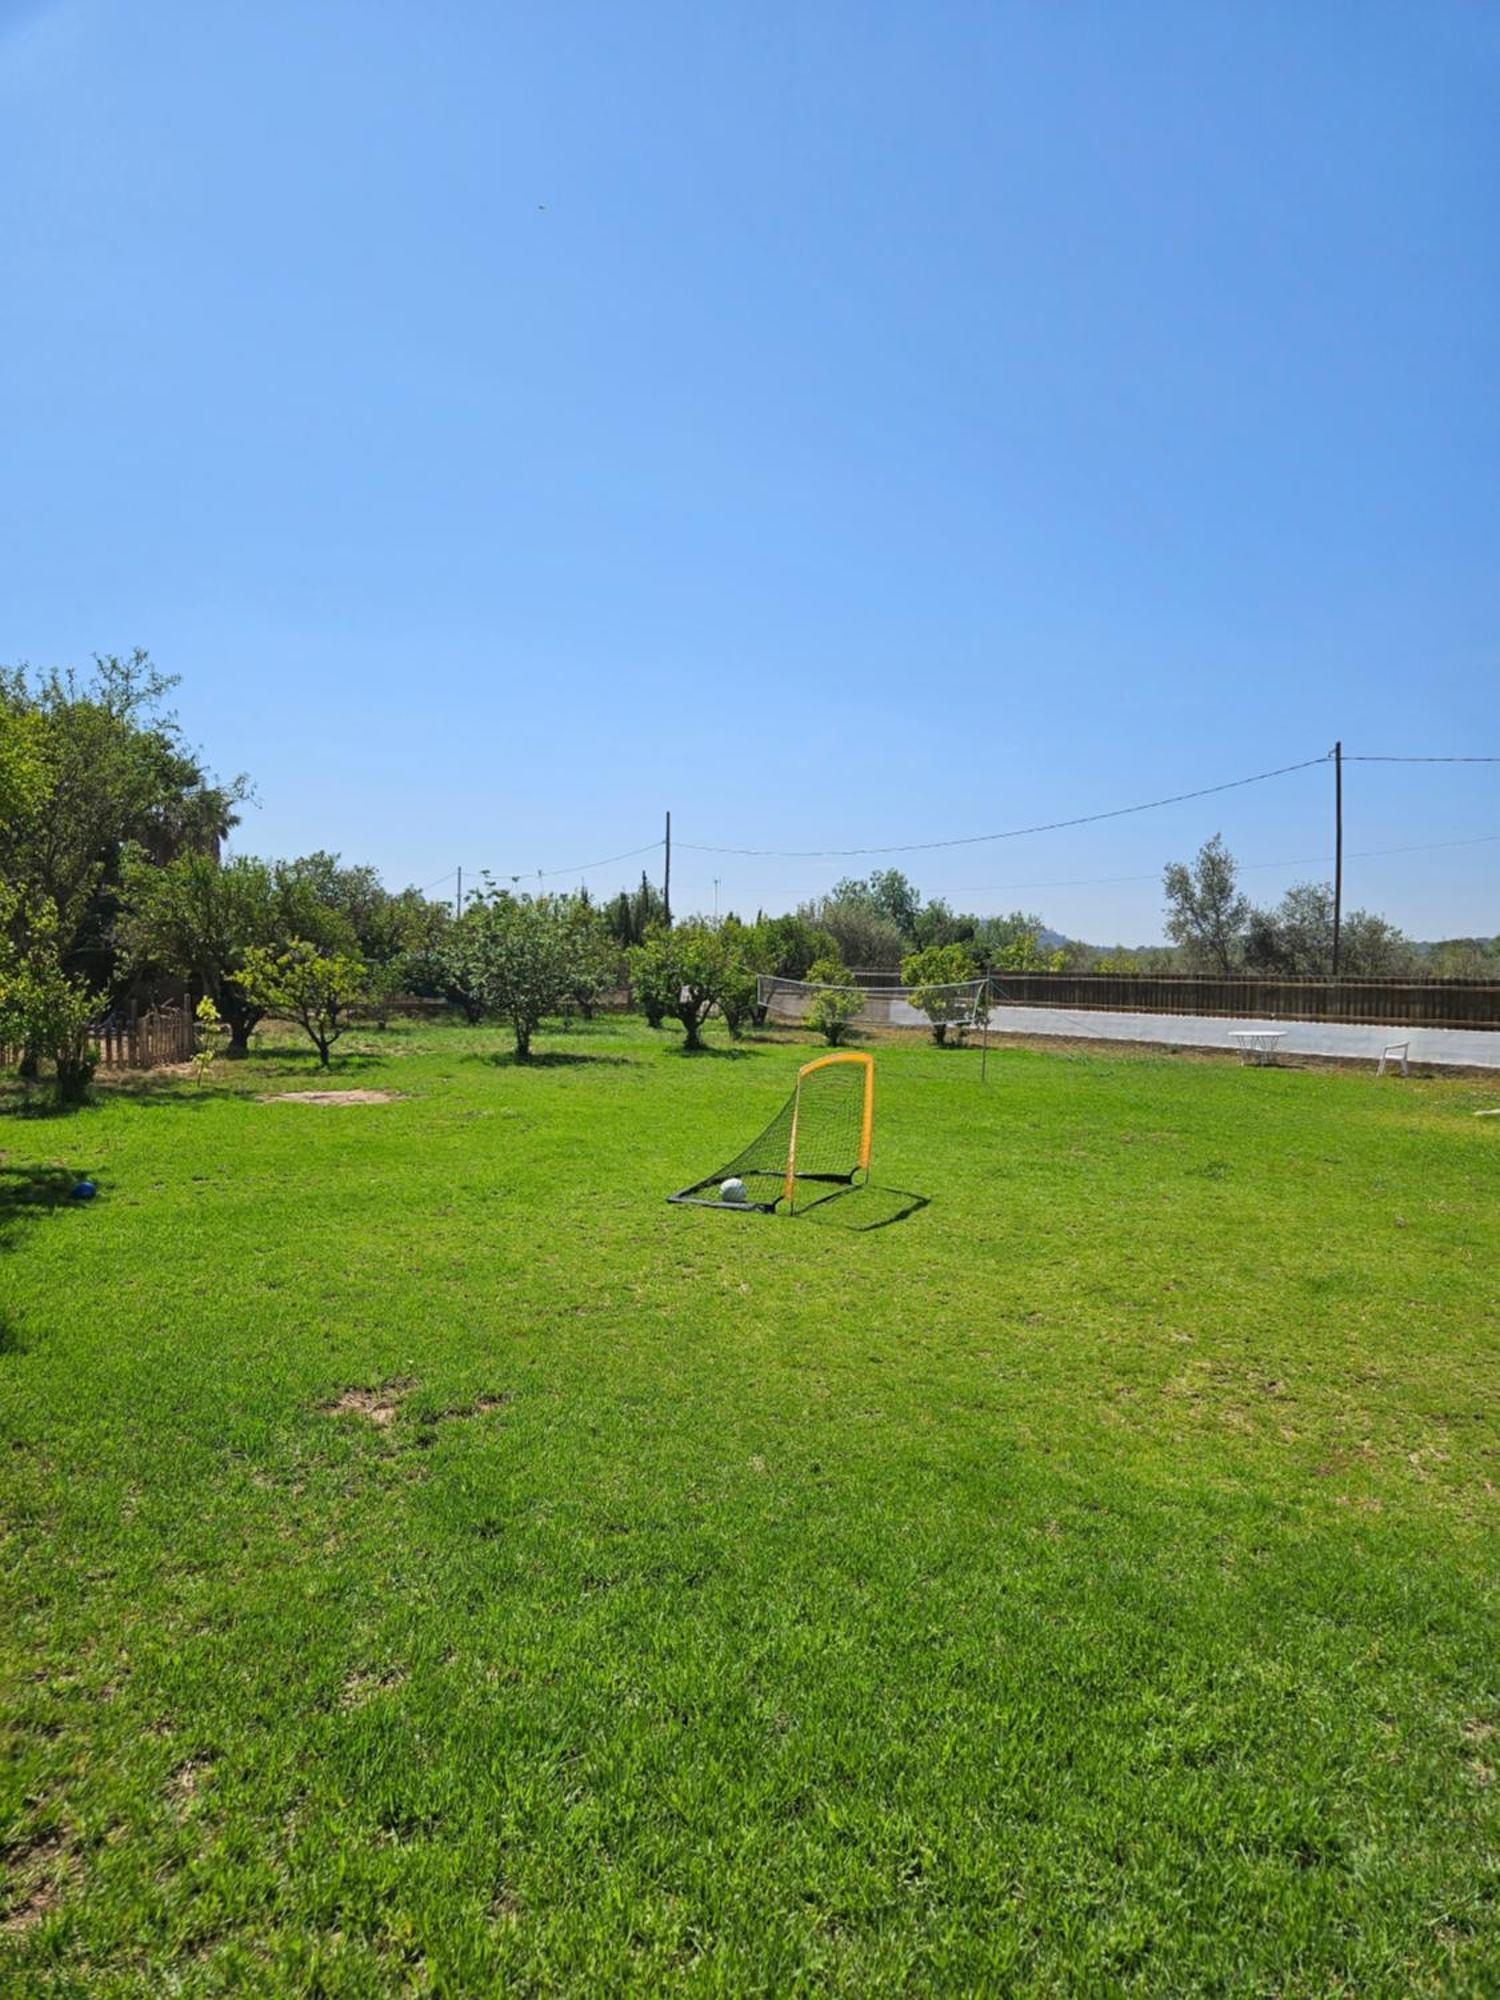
[
  {"xmin": 974, "ymin": 910, "xmax": 1066, "ymax": 972},
  {"xmin": 804, "ymin": 953, "xmax": 864, "ymax": 1045},
  {"xmin": 116, "ymin": 851, "xmax": 282, "ymax": 1051},
  {"xmin": 628, "ymin": 922, "xmax": 747, "ymax": 1050},
  {"xmin": 902, "ymin": 942, "xmax": 981, "ymax": 1045},
  {"xmin": 1162, "ymin": 834, "xmax": 1249, "ymax": 974},
  {"xmin": 0, "ymin": 651, "xmax": 246, "ymax": 996},
  {"xmin": 799, "ymin": 894, "xmax": 907, "ymax": 974},
  {"xmin": 190, "ymin": 995, "xmax": 229, "ymax": 1086},
  {"xmin": 605, "ymin": 872, "xmax": 668, "ymax": 949},
  {"xmin": 561, "ymin": 895, "xmax": 621, "ymax": 1020},
  {"xmin": 737, "ymin": 913, "xmax": 836, "ymax": 981},
  {"xmin": 233, "ymin": 942, "xmax": 369, "ymax": 1067},
  {"xmin": 1245, "ymin": 882, "xmax": 1412, "ymax": 978},
  {"xmin": 450, "ymin": 891, "xmax": 588, "ymax": 1060},
  {"xmin": 0, "ymin": 944, "xmax": 101, "ymax": 1104}
]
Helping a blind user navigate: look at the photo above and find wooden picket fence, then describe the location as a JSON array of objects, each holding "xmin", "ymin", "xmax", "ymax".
[
  {"xmin": 3, "ymin": 1003, "xmax": 198, "ymax": 1074},
  {"xmin": 92, "ymin": 1004, "xmax": 197, "ymax": 1070},
  {"xmin": 983, "ymin": 972, "xmax": 1500, "ymax": 1029}
]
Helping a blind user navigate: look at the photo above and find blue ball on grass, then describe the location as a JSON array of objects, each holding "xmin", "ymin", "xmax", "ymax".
[{"xmin": 70, "ymin": 1180, "xmax": 97, "ymax": 1202}]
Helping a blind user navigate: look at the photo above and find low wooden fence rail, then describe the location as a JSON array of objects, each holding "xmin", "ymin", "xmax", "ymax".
[{"xmin": 982, "ymin": 973, "xmax": 1500, "ymax": 1030}]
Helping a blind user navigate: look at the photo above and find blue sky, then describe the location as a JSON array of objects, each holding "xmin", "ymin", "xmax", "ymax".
[{"xmin": 3, "ymin": 1, "xmax": 1496, "ymax": 940}]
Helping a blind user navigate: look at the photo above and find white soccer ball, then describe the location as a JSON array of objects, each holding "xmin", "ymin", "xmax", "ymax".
[{"xmin": 720, "ymin": 1177, "xmax": 749, "ymax": 1205}]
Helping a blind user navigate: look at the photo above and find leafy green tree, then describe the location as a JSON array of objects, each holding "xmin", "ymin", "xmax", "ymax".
[
  {"xmin": 605, "ymin": 873, "xmax": 669, "ymax": 949},
  {"xmin": 0, "ymin": 944, "xmax": 101, "ymax": 1105},
  {"xmin": 0, "ymin": 652, "xmax": 246, "ymax": 996},
  {"xmin": 561, "ymin": 895, "xmax": 620, "ymax": 1020},
  {"xmin": 799, "ymin": 894, "xmax": 907, "ymax": 974},
  {"xmin": 974, "ymin": 910, "xmax": 1066, "ymax": 972},
  {"xmin": 738, "ymin": 912, "xmax": 836, "ymax": 980},
  {"xmin": 1162, "ymin": 835, "xmax": 1249, "ymax": 974},
  {"xmin": 233, "ymin": 942, "xmax": 369, "ymax": 1067},
  {"xmin": 628, "ymin": 922, "xmax": 747, "ymax": 1050},
  {"xmin": 1244, "ymin": 883, "xmax": 1411, "ymax": 978},
  {"xmin": 902, "ymin": 942, "xmax": 980, "ymax": 1045},
  {"xmin": 830, "ymin": 869, "xmax": 922, "ymax": 942},
  {"xmin": 435, "ymin": 908, "xmax": 489, "ymax": 1024},
  {"xmin": 805, "ymin": 953, "xmax": 864, "ymax": 1046},
  {"xmin": 116, "ymin": 851, "xmax": 284, "ymax": 1053},
  {"xmin": 457, "ymin": 891, "xmax": 586, "ymax": 1061}
]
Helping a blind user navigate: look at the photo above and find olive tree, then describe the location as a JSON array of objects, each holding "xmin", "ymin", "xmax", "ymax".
[{"xmin": 1162, "ymin": 835, "xmax": 1248, "ymax": 974}]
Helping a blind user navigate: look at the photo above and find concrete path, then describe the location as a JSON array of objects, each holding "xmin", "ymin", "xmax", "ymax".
[{"xmin": 980, "ymin": 1004, "xmax": 1500, "ymax": 1071}]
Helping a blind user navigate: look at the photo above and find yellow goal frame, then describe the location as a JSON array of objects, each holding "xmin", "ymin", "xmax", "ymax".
[{"xmin": 784, "ymin": 1051, "xmax": 875, "ymax": 1211}]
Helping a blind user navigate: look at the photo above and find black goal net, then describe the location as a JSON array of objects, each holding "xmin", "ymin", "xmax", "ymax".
[{"xmin": 668, "ymin": 1053, "xmax": 875, "ymax": 1212}]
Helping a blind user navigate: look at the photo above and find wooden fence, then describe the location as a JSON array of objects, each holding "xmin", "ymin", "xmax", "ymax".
[
  {"xmin": 982, "ymin": 973, "xmax": 1500, "ymax": 1030},
  {"xmin": 90, "ymin": 1004, "xmax": 197, "ymax": 1070}
]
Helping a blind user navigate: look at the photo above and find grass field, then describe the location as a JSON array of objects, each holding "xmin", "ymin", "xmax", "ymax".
[{"xmin": 2, "ymin": 1016, "xmax": 1497, "ymax": 1994}]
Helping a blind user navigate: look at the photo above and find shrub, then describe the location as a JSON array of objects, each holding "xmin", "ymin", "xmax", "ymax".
[
  {"xmin": 804, "ymin": 954, "xmax": 864, "ymax": 1046},
  {"xmin": 901, "ymin": 942, "xmax": 979, "ymax": 1046}
]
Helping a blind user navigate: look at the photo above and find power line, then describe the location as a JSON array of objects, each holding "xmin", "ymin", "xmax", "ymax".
[
  {"xmin": 678, "ymin": 756, "xmax": 1330, "ymax": 860},
  {"xmin": 951, "ymin": 832, "xmax": 1500, "ymax": 898},
  {"xmin": 495, "ymin": 838, "xmax": 664, "ymax": 884},
  {"xmin": 1345, "ymin": 755, "xmax": 1500, "ymax": 764}
]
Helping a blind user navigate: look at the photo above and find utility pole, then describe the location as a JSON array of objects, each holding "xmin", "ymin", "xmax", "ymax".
[
  {"xmin": 455, "ymin": 865, "xmax": 462, "ymax": 921},
  {"xmin": 664, "ymin": 810, "xmax": 672, "ymax": 927},
  {"xmin": 1331, "ymin": 742, "xmax": 1343, "ymax": 978}
]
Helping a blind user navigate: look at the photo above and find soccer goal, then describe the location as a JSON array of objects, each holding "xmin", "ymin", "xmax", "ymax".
[{"xmin": 668, "ymin": 1051, "xmax": 875, "ymax": 1213}]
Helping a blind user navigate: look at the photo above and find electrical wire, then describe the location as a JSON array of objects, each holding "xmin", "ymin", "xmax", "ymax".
[
  {"xmin": 1345, "ymin": 755, "xmax": 1500, "ymax": 763},
  {"xmin": 496, "ymin": 838, "xmax": 664, "ymax": 884},
  {"xmin": 950, "ymin": 832, "xmax": 1500, "ymax": 898},
  {"xmin": 677, "ymin": 755, "xmax": 1330, "ymax": 860}
]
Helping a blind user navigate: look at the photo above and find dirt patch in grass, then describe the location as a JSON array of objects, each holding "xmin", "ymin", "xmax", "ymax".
[
  {"xmin": 260, "ymin": 1089, "xmax": 398, "ymax": 1105},
  {"xmin": 323, "ymin": 1383, "xmax": 414, "ymax": 1426}
]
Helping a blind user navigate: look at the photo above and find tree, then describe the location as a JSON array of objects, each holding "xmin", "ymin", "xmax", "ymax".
[
  {"xmin": 902, "ymin": 942, "xmax": 980, "ymax": 1045},
  {"xmin": 799, "ymin": 894, "xmax": 907, "ymax": 974},
  {"xmin": 457, "ymin": 892, "xmax": 584, "ymax": 1061},
  {"xmin": 116, "ymin": 851, "xmax": 284, "ymax": 1053},
  {"xmin": 605, "ymin": 873, "xmax": 668, "ymax": 950},
  {"xmin": 0, "ymin": 943, "xmax": 101, "ymax": 1105},
  {"xmin": 1244, "ymin": 883, "xmax": 1411, "ymax": 978},
  {"xmin": 628, "ymin": 922, "xmax": 746, "ymax": 1050},
  {"xmin": 974, "ymin": 910, "xmax": 1066, "ymax": 972},
  {"xmin": 804, "ymin": 954, "xmax": 864, "ymax": 1046},
  {"xmin": 738, "ymin": 912, "xmax": 837, "ymax": 980},
  {"xmin": 1162, "ymin": 835, "xmax": 1249, "ymax": 974},
  {"xmin": 0, "ymin": 652, "xmax": 246, "ymax": 997},
  {"xmin": 561, "ymin": 895, "xmax": 620, "ymax": 1019},
  {"xmin": 233, "ymin": 942, "xmax": 368, "ymax": 1066},
  {"xmin": 830, "ymin": 869, "xmax": 923, "ymax": 942}
]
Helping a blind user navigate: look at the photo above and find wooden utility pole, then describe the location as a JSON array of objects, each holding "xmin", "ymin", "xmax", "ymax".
[
  {"xmin": 455, "ymin": 865, "xmax": 462, "ymax": 920},
  {"xmin": 663, "ymin": 810, "xmax": 672, "ymax": 927},
  {"xmin": 1331, "ymin": 742, "xmax": 1343, "ymax": 978}
]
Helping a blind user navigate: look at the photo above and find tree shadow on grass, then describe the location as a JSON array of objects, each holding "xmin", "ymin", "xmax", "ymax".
[
  {"xmin": 797, "ymin": 1183, "xmax": 930, "ymax": 1232},
  {"xmin": 660, "ymin": 1043, "xmax": 759, "ymax": 1061},
  {"xmin": 477, "ymin": 1049, "xmax": 635, "ymax": 1070},
  {"xmin": 1, "ymin": 1165, "xmax": 99, "ymax": 1356}
]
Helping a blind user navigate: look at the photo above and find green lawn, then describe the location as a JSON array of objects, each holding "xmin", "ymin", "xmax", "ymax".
[{"xmin": 2, "ymin": 1016, "xmax": 1497, "ymax": 1994}]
